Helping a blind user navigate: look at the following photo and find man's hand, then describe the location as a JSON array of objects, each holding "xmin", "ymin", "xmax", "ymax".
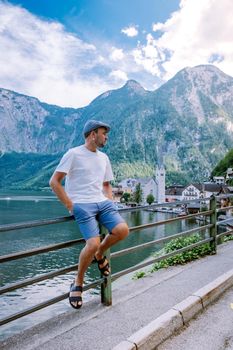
[
  {"xmin": 103, "ymin": 181, "xmax": 113, "ymax": 200},
  {"xmin": 66, "ymin": 200, "xmax": 74, "ymax": 215},
  {"xmin": 49, "ymin": 171, "xmax": 73, "ymax": 215}
]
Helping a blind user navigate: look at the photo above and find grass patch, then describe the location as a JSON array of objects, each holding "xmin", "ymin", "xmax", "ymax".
[
  {"xmin": 224, "ymin": 234, "xmax": 233, "ymax": 242},
  {"xmin": 132, "ymin": 271, "xmax": 146, "ymax": 280}
]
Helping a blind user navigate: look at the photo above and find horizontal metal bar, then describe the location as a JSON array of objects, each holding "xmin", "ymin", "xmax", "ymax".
[
  {"xmin": 112, "ymin": 224, "xmax": 213, "ymax": 259},
  {"xmin": 216, "ymin": 206, "xmax": 233, "ymax": 212},
  {"xmin": 0, "ymin": 264, "xmax": 78, "ymax": 295},
  {"xmin": 0, "ymin": 278, "xmax": 104, "ymax": 327},
  {"xmin": 0, "ymin": 238, "xmax": 85, "ymax": 263},
  {"xmin": 216, "ymin": 217, "xmax": 233, "ymax": 226},
  {"xmin": 0, "ymin": 215, "xmax": 74, "ymax": 233},
  {"xmin": 111, "ymin": 237, "xmax": 213, "ymax": 281},
  {"xmin": 217, "ymin": 229, "xmax": 233, "ymax": 239},
  {"xmin": 0, "ymin": 259, "xmax": 99, "ymax": 295},
  {"xmin": 0, "ymin": 197, "xmax": 213, "ymax": 234},
  {"xmin": 129, "ymin": 210, "xmax": 213, "ymax": 232}
]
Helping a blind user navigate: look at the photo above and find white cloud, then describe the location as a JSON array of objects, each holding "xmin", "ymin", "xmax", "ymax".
[
  {"xmin": 110, "ymin": 48, "xmax": 124, "ymax": 61},
  {"xmin": 135, "ymin": 0, "xmax": 233, "ymax": 80},
  {"xmin": 121, "ymin": 25, "xmax": 138, "ymax": 37},
  {"xmin": 152, "ymin": 22, "xmax": 164, "ymax": 32},
  {"xmin": 109, "ymin": 70, "xmax": 128, "ymax": 82},
  {"xmin": 132, "ymin": 34, "xmax": 165, "ymax": 76},
  {"xmin": 0, "ymin": 2, "xmax": 113, "ymax": 107}
]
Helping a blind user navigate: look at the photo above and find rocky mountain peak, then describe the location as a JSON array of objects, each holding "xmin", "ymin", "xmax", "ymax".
[
  {"xmin": 122, "ymin": 79, "xmax": 146, "ymax": 94},
  {"xmin": 156, "ymin": 64, "xmax": 233, "ymax": 124},
  {"xmin": 90, "ymin": 79, "xmax": 146, "ymax": 106},
  {"xmin": 183, "ymin": 64, "xmax": 232, "ymax": 84}
]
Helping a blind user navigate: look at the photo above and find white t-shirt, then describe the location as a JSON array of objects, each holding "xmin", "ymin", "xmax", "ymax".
[{"xmin": 55, "ymin": 145, "xmax": 114, "ymax": 203}]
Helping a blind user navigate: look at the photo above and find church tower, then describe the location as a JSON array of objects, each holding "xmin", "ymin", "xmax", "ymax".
[
  {"xmin": 155, "ymin": 165, "xmax": 166, "ymax": 203},
  {"xmin": 155, "ymin": 145, "xmax": 166, "ymax": 203}
]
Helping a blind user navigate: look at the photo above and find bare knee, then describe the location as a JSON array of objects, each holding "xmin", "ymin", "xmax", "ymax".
[
  {"xmin": 86, "ymin": 237, "xmax": 100, "ymax": 254},
  {"xmin": 112, "ymin": 223, "xmax": 129, "ymax": 240}
]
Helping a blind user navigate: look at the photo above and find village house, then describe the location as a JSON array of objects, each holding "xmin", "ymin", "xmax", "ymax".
[
  {"xmin": 186, "ymin": 183, "xmax": 230, "ymax": 200},
  {"xmin": 166, "ymin": 183, "xmax": 231, "ymax": 215},
  {"xmin": 166, "ymin": 183, "xmax": 231, "ymax": 202},
  {"xmin": 165, "ymin": 185, "xmax": 184, "ymax": 202},
  {"xmin": 213, "ymin": 176, "xmax": 225, "ymax": 185},
  {"xmin": 112, "ymin": 186, "xmax": 124, "ymax": 202},
  {"xmin": 117, "ymin": 178, "xmax": 137, "ymax": 194},
  {"xmin": 182, "ymin": 184, "xmax": 203, "ymax": 200}
]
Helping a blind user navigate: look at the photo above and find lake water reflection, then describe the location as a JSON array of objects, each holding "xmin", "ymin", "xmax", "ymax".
[{"xmin": 0, "ymin": 191, "xmax": 200, "ymax": 339}]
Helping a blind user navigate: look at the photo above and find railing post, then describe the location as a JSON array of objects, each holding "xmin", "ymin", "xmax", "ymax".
[
  {"xmin": 209, "ymin": 195, "xmax": 217, "ymax": 253},
  {"xmin": 100, "ymin": 226, "xmax": 112, "ymax": 306}
]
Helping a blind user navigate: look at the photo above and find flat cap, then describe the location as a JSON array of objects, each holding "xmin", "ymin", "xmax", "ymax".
[{"xmin": 83, "ymin": 119, "xmax": 111, "ymax": 136}]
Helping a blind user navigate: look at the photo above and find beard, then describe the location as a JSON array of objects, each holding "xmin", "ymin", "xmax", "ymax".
[
  {"xmin": 96, "ymin": 138, "xmax": 107, "ymax": 148},
  {"xmin": 97, "ymin": 143, "xmax": 105, "ymax": 148}
]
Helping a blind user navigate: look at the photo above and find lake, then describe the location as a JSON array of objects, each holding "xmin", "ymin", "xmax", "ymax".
[{"xmin": 0, "ymin": 190, "xmax": 201, "ymax": 339}]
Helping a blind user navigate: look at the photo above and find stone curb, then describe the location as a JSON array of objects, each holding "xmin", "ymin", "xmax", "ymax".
[
  {"xmin": 192, "ymin": 268, "xmax": 233, "ymax": 308},
  {"xmin": 112, "ymin": 268, "xmax": 233, "ymax": 350},
  {"xmin": 112, "ymin": 340, "xmax": 136, "ymax": 350},
  {"xmin": 172, "ymin": 295, "xmax": 203, "ymax": 324}
]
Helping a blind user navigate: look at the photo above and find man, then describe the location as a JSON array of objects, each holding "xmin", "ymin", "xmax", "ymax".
[{"xmin": 49, "ymin": 120, "xmax": 129, "ymax": 309}]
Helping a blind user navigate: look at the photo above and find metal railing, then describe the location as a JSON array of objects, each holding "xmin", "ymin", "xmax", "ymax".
[{"xmin": 1, "ymin": 194, "xmax": 233, "ymax": 327}]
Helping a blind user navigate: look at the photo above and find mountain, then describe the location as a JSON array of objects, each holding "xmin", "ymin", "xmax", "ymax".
[
  {"xmin": 0, "ymin": 89, "xmax": 83, "ymax": 154},
  {"xmin": 149, "ymin": 65, "xmax": 233, "ymax": 179},
  {"xmin": 0, "ymin": 152, "xmax": 59, "ymax": 189},
  {"xmin": 1, "ymin": 64, "xmax": 233, "ymax": 189}
]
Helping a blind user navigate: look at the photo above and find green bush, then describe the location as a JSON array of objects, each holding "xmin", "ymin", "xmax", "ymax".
[
  {"xmin": 151, "ymin": 234, "xmax": 213, "ymax": 272},
  {"xmin": 132, "ymin": 234, "xmax": 213, "ymax": 279}
]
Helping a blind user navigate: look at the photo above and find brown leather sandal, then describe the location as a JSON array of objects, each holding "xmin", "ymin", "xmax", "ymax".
[{"xmin": 95, "ymin": 256, "xmax": 110, "ymax": 276}]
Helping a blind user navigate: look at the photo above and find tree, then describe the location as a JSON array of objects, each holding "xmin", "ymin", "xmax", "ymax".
[
  {"xmin": 133, "ymin": 183, "xmax": 143, "ymax": 204},
  {"xmin": 146, "ymin": 193, "xmax": 155, "ymax": 205},
  {"xmin": 121, "ymin": 192, "xmax": 131, "ymax": 203},
  {"xmin": 211, "ymin": 148, "xmax": 233, "ymax": 177}
]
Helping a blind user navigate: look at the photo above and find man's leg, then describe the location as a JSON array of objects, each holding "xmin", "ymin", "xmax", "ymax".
[
  {"xmin": 70, "ymin": 236, "xmax": 100, "ymax": 308},
  {"xmin": 95, "ymin": 222, "xmax": 129, "ymax": 263}
]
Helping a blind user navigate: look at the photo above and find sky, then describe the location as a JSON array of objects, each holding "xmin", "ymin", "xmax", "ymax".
[{"xmin": 0, "ymin": 0, "xmax": 233, "ymax": 108}]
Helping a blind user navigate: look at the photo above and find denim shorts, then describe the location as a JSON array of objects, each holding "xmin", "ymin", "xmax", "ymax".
[{"xmin": 73, "ymin": 199, "xmax": 125, "ymax": 241}]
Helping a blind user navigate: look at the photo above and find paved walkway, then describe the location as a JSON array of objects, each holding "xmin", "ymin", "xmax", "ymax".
[
  {"xmin": 1, "ymin": 240, "xmax": 233, "ymax": 350},
  {"xmin": 157, "ymin": 285, "xmax": 233, "ymax": 350}
]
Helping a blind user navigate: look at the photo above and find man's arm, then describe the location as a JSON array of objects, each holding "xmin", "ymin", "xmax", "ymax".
[
  {"xmin": 103, "ymin": 181, "xmax": 113, "ymax": 200},
  {"xmin": 49, "ymin": 171, "xmax": 73, "ymax": 213}
]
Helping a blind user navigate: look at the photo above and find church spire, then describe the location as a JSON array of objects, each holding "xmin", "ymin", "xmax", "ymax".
[{"xmin": 155, "ymin": 144, "xmax": 165, "ymax": 203}]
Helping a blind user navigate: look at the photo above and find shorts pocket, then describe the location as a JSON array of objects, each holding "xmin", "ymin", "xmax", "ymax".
[
  {"xmin": 72, "ymin": 203, "xmax": 92, "ymax": 223},
  {"xmin": 72, "ymin": 203, "xmax": 86, "ymax": 218}
]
